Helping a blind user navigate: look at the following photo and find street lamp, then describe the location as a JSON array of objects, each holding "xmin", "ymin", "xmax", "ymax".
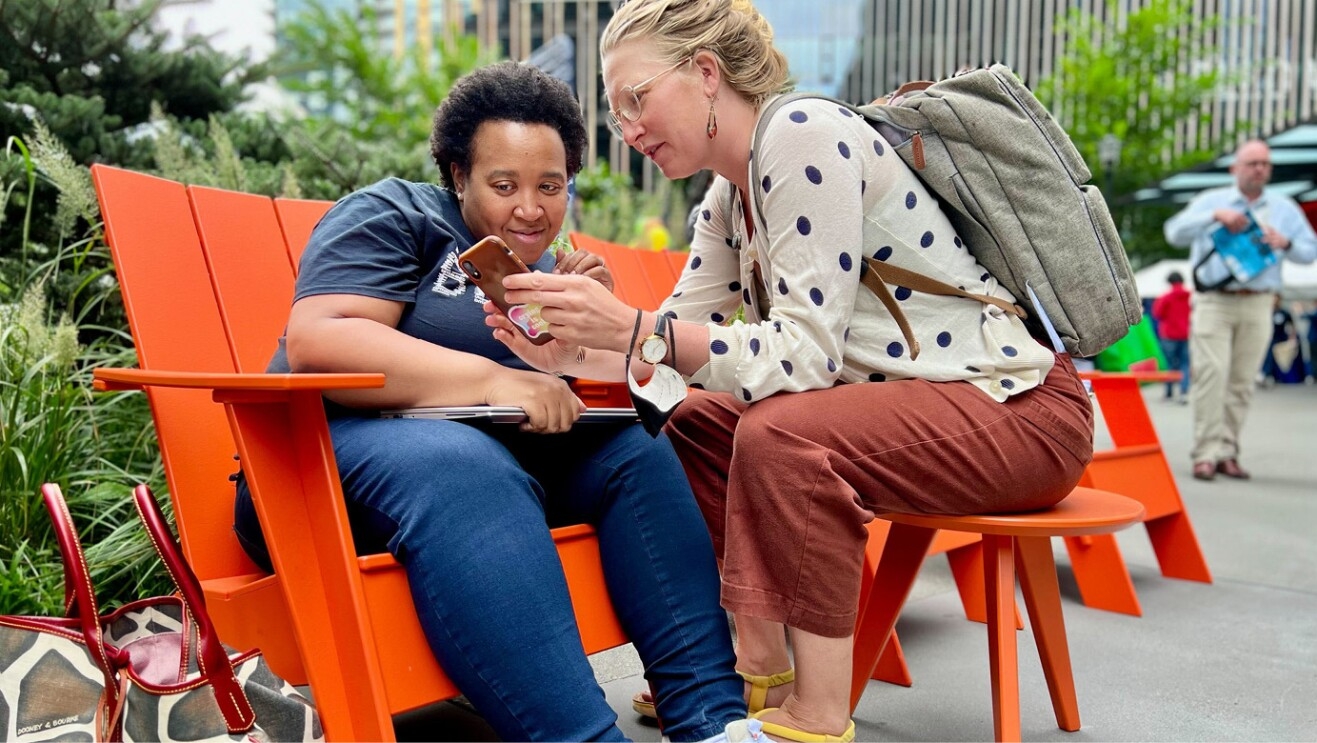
[{"xmin": 1098, "ymin": 133, "xmax": 1122, "ymax": 199}]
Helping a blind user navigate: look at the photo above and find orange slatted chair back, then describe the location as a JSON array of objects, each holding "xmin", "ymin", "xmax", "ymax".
[
  {"xmin": 273, "ymin": 197, "xmax": 334, "ymax": 275},
  {"xmin": 188, "ymin": 187, "xmax": 297, "ymax": 373},
  {"xmin": 568, "ymin": 232, "xmax": 682, "ymax": 310},
  {"xmin": 96, "ymin": 170, "xmax": 634, "ymax": 739},
  {"xmin": 91, "ymin": 165, "xmax": 259, "ymax": 581}
]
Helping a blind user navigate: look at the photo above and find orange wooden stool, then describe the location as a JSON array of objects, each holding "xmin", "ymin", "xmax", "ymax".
[{"xmin": 849, "ymin": 487, "xmax": 1145, "ymax": 742}]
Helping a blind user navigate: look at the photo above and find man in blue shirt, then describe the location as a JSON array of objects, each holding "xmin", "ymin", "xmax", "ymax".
[{"xmin": 1165, "ymin": 139, "xmax": 1317, "ymax": 481}]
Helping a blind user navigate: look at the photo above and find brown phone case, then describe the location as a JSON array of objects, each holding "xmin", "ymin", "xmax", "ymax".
[{"xmin": 458, "ymin": 236, "xmax": 555, "ymax": 345}]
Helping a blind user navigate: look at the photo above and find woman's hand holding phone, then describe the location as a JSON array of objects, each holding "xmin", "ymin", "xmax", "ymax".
[
  {"xmin": 459, "ymin": 236, "xmax": 555, "ymax": 345},
  {"xmin": 485, "ymin": 301, "xmax": 583, "ymax": 373},
  {"xmin": 499, "ymin": 271, "xmax": 636, "ymax": 355}
]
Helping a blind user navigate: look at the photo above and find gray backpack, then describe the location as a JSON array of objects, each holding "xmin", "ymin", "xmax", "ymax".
[{"xmin": 751, "ymin": 64, "xmax": 1141, "ymax": 358}]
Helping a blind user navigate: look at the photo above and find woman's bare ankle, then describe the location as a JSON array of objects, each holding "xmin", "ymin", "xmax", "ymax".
[
  {"xmin": 758, "ymin": 695, "xmax": 850, "ymax": 737},
  {"xmin": 733, "ymin": 646, "xmax": 792, "ymax": 677}
]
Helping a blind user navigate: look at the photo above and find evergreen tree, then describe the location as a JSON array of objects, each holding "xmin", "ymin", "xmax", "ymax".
[
  {"xmin": 268, "ymin": 0, "xmax": 491, "ymax": 196},
  {"xmin": 1, "ymin": 0, "xmax": 263, "ymax": 297},
  {"xmin": 0, "ymin": 0, "xmax": 259, "ymax": 165}
]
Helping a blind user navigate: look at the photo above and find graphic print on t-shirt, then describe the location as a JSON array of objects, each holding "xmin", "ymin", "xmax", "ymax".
[{"xmin": 430, "ymin": 251, "xmax": 491, "ymax": 305}]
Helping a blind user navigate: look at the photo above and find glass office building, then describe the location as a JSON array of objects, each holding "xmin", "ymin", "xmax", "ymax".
[{"xmin": 757, "ymin": 0, "xmax": 865, "ymax": 98}]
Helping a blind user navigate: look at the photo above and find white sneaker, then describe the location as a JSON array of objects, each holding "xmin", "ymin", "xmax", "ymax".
[
  {"xmin": 665, "ymin": 718, "xmax": 767, "ymax": 743},
  {"xmin": 722, "ymin": 718, "xmax": 768, "ymax": 743}
]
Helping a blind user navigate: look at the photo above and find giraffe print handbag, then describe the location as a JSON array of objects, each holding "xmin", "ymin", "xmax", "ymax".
[{"xmin": 0, "ymin": 484, "xmax": 322, "ymax": 742}]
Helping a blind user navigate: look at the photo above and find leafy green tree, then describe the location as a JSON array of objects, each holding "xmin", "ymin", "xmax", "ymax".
[
  {"xmin": 1035, "ymin": 0, "xmax": 1232, "ymax": 267},
  {"xmin": 269, "ymin": 0, "xmax": 493, "ymax": 195},
  {"xmin": 572, "ymin": 163, "xmax": 694, "ymax": 250}
]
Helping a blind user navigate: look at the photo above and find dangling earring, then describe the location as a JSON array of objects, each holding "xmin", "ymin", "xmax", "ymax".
[{"xmin": 706, "ymin": 98, "xmax": 718, "ymax": 139}]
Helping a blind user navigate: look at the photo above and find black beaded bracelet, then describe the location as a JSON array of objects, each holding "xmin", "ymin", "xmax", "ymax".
[{"xmin": 625, "ymin": 308, "xmax": 643, "ymax": 370}]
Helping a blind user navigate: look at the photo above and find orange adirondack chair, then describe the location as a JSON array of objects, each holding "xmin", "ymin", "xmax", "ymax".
[
  {"xmin": 91, "ymin": 165, "xmax": 628, "ymax": 741},
  {"xmin": 1061, "ymin": 370, "xmax": 1212, "ymax": 616}
]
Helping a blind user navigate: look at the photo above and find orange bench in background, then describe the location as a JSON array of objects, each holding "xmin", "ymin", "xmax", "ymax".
[{"xmin": 1063, "ymin": 370, "xmax": 1212, "ymax": 616}]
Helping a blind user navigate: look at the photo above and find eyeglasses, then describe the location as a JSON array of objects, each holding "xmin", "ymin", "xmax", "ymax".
[{"xmin": 606, "ymin": 58, "xmax": 691, "ymax": 137}]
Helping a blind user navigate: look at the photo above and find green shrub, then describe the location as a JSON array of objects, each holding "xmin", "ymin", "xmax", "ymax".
[
  {"xmin": 0, "ymin": 281, "xmax": 168, "ymax": 614},
  {"xmin": 0, "ymin": 132, "xmax": 168, "ymax": 615},
  {"xmin": 572, "ymin": 162, "xmax": 694, "ymax": 251}
]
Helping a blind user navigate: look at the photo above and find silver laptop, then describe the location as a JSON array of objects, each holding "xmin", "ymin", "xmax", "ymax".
[{"xmin": 380, "ymin": 406, "xmax": 638, "ymax": 424}]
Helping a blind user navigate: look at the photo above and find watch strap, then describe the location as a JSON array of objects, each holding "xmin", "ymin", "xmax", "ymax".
[
  {"xmin": 653, "ymin": 312, "xmax": 669, "ymax": 341},
  {"xmin": 640, "ymin": 313, "xmax": 669, "ymax": 364}
]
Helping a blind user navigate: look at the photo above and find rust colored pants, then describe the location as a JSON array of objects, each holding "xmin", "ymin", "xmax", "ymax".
[{"xmin": 664, "ymin": 353, "xmax": 1094, "ymax": 637}]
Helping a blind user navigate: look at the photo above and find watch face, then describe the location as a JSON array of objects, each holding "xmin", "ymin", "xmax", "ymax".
[{"xmin": 641, "ymin": 336, "xmax": 668, "ymax": 363}]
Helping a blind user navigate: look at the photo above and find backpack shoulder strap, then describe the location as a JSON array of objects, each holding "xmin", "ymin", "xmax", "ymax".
[
  {"xmin": 749, "ymin": 92, "xmax": 848, "ymax": 223},
  {"xmin": 865, "ymin": 259, "xmax": 1026, "ymax": 318}
]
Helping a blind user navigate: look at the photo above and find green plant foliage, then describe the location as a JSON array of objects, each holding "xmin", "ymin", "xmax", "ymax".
[
  {"xmin": 0, "ymin": 281, "xmax": 168, "ymax": 614},
  {"xmin": 18, "ymin": 125, "xmax": 122, "ymax": 336},
  {"xmin": 1034, "ymin": 0, "xmax": 1234, "ymax": 267},
  {"xmin": 0, "ymin": 0, "xmax": 261, "ymax": 302},
  {"xmin": 572, "ymin": 162, "xmax": 693, "ymax": 251},
  {"xmin": 0, "ymin": 135, "xmax": 168, "ymax": 614},
  {"xmin": 27, "ymin": 122, "xmax": 100, "ymax": 240},
  {"xmin": 269, "ymin": 0, "xmax": 494, "ymax": 195},
  {"xmin": 0, "ymin": 540, "xmax": 62, "ymax": 616}
]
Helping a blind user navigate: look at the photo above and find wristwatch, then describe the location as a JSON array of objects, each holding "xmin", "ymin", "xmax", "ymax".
[{"xmin": 639, "ymin": 313, "xmax": 670, "ymax": 365}]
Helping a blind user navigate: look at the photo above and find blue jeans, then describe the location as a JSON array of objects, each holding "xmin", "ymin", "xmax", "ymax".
[
  {"xmin": 1161, "ymin": 338, "xmax": 1190, "ymax": 397},
  {"xmin": 236, "ymin": 417, "xmax": 742, "ymax": 741}
]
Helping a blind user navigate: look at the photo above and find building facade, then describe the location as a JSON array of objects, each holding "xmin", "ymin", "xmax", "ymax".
[
  {"xmin": 487, "ymin": 0, "xmax": 1317, "ymax": 190},
  {"xmin": 158, "ymin": 0, "xmax": 1317, "ymax": 196}
]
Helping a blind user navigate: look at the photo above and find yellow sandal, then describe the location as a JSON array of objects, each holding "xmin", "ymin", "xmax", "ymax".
[
  {"xmin": 738, "ymin": 668, "xmax": 796, "ymax": 713},
  {"xmin": 750, "ymin": 709, "xmax": 856, "ymax": 743},
  {"xmin": 632, "ymin": 690, "xmax": 658, "ymax": 718},
  {"xmin": 631, "ymin": 668, "xmax": 796, "ymax": 719}
]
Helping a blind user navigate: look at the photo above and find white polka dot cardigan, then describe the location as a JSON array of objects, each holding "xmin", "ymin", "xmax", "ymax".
[{"xmin": 664, "ymin": 96, "xmax": 1055, "ymax": 403}]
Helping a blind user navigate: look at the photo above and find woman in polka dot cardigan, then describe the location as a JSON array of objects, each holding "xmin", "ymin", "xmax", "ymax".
[{"xmin": 490, "ymin": 1, "xmax": 1096, "ymax": 740}]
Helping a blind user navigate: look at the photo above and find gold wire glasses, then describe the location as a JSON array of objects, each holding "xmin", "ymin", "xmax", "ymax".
[{"xmin": 606, "ymin": 57, "xmax": 691, "ymax": 137}]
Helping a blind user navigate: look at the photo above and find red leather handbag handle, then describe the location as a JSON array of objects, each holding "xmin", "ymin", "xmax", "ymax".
[
  {"xmin": 40, "ymin": 484, "xmax": 123, "ymax": 711},
  {"xmin": 131, "ymin": 485, "xmax": 255, "ymax": 733}
]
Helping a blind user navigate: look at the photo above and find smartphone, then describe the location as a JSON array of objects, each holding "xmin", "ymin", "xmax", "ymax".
[{"xmin": 458, "ymin": 235, "xmax": 554, "ymax": 345}]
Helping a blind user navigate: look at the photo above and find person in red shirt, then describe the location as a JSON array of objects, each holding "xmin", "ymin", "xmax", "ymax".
[{"xmin": 1152, "ymin": 271, "xmax": 1192, "ymax": 402}]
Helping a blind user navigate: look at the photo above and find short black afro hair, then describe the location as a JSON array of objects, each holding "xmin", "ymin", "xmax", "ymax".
[{"xmin": 430, "ymin": 61, "xmax": 588, "ymax": 190}]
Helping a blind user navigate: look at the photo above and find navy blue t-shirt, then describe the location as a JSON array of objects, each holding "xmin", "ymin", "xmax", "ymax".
[{"xmin": 267, "ymin": 177, "xmax": 556, "ymax": 378}]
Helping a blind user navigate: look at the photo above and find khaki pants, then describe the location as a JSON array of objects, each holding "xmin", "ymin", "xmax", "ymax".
[
  {"xmin": 1189, "ymin": 291, "xmax": 1275, "ymax": 463},
  {"xmin": 664, "ymin": 353, "xmax": 1093, "ymax": 638}
]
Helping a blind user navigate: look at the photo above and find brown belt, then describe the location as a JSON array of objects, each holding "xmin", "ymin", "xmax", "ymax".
[{"xmin": 1216, "ymin": 288, "xmax": 1274, "ymax": 296}]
